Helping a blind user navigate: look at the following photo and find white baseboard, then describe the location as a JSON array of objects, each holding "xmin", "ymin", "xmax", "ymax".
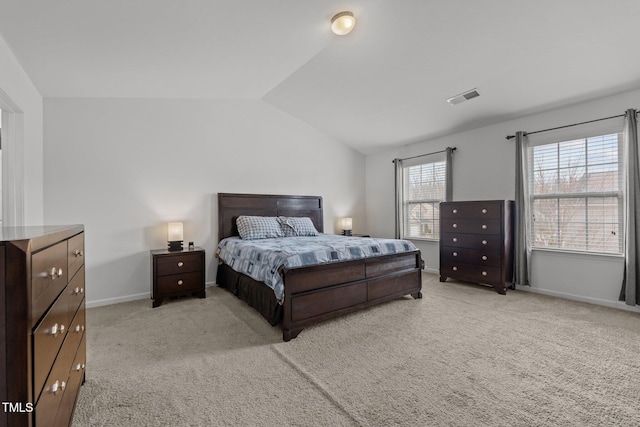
[
  {"xmin": 423, "ymin": 267, "xmax": 439, "ymax": 275},
  {"xmin": 86, "ymin": 281, "xmax": 218, "ymax": 309},
  {"xmin": 86, "ymin": 292, "xmax": 149, "ymax": 309},
  {"xmin": 516, "ymin": 285, "xmax": 640, "ymax": 314}
]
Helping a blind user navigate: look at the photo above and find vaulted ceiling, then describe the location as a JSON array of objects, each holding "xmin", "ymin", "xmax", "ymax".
[{"xmin": 1, "ymin": 0, "xmax": 639, "ymax": 154}]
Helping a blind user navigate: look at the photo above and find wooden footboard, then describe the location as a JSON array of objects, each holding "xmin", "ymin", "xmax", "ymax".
[{"xmin": 281, "ymin": 250, "xmax": 422, "ymax": 341}]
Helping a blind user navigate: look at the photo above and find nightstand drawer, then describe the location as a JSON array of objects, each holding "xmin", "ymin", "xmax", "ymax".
[
  {"xmin": 440, "ymin": 201, "xmax": 503, "ymax": 219},
  {"xmin": 157, "ymin": 271, "xmax": 203, "ymax": 294},
  {"xmin": 156, "ymin": 252, "xmax": 202, "ymax": 276}
]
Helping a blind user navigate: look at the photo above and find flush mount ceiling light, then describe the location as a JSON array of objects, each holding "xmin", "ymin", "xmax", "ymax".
[{"xmin": 331, "ymin": 11, "xmax": 356, "ymax": 35}]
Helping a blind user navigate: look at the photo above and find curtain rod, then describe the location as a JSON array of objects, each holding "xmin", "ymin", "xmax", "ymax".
[
  {"xmin": 505, "ymin": 112, "xmax": 635, "ymax": 140},
  {"xmin": 392, "ymin": 147, "xmax": 456, "ymax": 163}
]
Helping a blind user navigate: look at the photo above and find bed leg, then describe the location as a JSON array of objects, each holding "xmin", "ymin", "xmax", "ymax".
[
  {"xmin": 283, "ymin": 327, "xmax": 303, "ymax": 342},
  {"xmin": 411, "ymin": 291, "xmax": 422, "ymax": 299}
]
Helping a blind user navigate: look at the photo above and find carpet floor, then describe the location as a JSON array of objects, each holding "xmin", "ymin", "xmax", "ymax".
[{"xmin": 72, "ymin": 273, "xmax": 640, "ymax": 426}]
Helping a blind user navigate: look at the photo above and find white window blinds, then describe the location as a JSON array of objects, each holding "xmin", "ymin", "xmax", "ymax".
[
  {"xmin": 529, "ymin": 133, "xmax": 623, "ymax": 253},
  {"xmin": 401, "ymin": 151, "xmax": 448, "ymax": 239}
]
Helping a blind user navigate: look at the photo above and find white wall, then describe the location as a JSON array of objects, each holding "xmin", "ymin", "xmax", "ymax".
[
  {"xmin": 0, "ymin": 34, "xmax": 44, "ymax": 225},
  {"xmin": 366, "ymin": 89, "xmax": 640, "ymax": 312},
  {"xmin": 43, "ymin": 98, "xmax": 365, "ymax": 307}
]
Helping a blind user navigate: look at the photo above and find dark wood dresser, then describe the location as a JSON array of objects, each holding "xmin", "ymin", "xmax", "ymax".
[
  {"xmin": 151, "ymin": 247, "xmax": 205, "ymax": 308},
  {"xmin": 439, "ymin": 200, "xmax": 515, "ymax": 294},
  {"xmin": 0, "ymin": 225, "xmax": 86, "ymax": 427}
]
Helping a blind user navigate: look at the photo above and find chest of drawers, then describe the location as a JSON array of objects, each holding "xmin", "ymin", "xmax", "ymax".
[
  {"xmin": 151, "ymin": 247, "xmax": 206, "ymax": 307},
  {"xmin": 0, "ymin": 225, "xmax": 86, "ymax": 427},
  {"xmin": 439, "ymin": 200, "xmax": 515, "ymax": 294}
]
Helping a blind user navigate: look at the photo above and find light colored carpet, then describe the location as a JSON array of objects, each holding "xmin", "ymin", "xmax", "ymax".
[{"xmin": 72, "ymin": 273, "xmax": 640, "ymax": 427}]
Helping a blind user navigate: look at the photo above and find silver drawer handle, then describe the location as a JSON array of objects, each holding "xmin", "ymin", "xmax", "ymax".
[
  {"xmin": 453, "ymin": 237, "xmax": 458, "ymax": 243},
  {"xmin": 74, "ymin": 363, "xmax": 86, "ymax": 372},
  {"xmin": 74, "ymin": 249, "xmax": 83, "ymax": 257},
  {"xmin": 177, "ymin": 261, "xmax": 184, "ymax": 267},
  {"xmin": 50, "ymin": 267, "xmax": 63, "ymax": 279},
  {"xmin": 49, "ymin": 380, "xmax": 66, "ymax": 394},
  {"xmin": 452, "ymin": 266, "xmax": 458, "ymax": 271},
  {"xmin": 452, "ymin": 209, "xmax": 457, "ymax": 214},
  {"xmin": 178, "ymin": 280, "xmax": 184, "ymax": 286},
  {"xmin": 453, "ymin": 252, "xmax": 458, "ymax": 257},
  {"xmin": 452, "ymin": 223, "xmax": 457, "ymax": 228},
  {"xmin": 482, "ymin": 240, "xmax": 487, "ymax": 245},
  {"xmin": 482, "ymin": 209, "xmax": 487, "ymax": 214},
  {"xmin": 482, "ymin": 255, "xmax": 488, "ymax": 260},
  {"xmin": 74, "ymin": 324, "xmax": 85, "ymax": 333},
  {"xmin": 482, "ymin": 224, "xmax": 487, "ymax": 229},
  {"xmin": 482, "ymin": 271, "xmax": 488, "ymax": 276},
  {"xmin": 50, "ymin": 323, "xmax": 65, "ymax": 337},
  {"xmin": 73, "ymin": 287, "xmax": 84, "ymax": 295}
]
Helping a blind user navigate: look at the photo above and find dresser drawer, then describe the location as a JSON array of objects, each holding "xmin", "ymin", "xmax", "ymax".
[
  {"xmin": 66, "ymin": 265, "xmax": 86, "ymax": 316},
  {"xmin": 157, "ymin": 271, "xmax": 203, "ymax": 294},
  {"xmin": 56, "ymin": 334, "xmax": 86, "ymax": 427},
  {"xmin": 441, "ymin": 233, "xmax": 502, "ymax": 251},
  {"xmin": 33, "ymin": 291, "xmax": 72, "ymax": 399},
  {"xmin": 156, "ymin": 252, "xmax": 202, "ymax": 276},
  {"xmin": 32, "ymin": 241, "xmax": 69, "ymax": 325},
  {"xmin": 440, "ymin": 263, "xmax": 502, "ymax": 284},
  {"xmin": 442, "ymin": 218, "xmax": 501, "ymax": 235},
  {"xmin": 440, "ymin": 201, "xmax": 503, "ymax": 219},
  {"xmin": 441, "ymin": 246, "xmax": 502, "ymax": 268},
  {"xmin": 67, "ymin": 232, "xmax": 85, "ymax": 280}
]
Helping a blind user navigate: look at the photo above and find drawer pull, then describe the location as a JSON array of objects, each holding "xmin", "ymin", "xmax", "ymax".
[
  {"xmin": 74, "ymin": 324, "xmax": 85, "ymax": 333},
  {"xmin": 178, "ymin": 280, "xmax": 184, "ymax": 286},
  {"xmin": 73, "ymin": 287, "xmax": 84, "ymax": 295},
  {"xmin": 482, "ymin": 271, "xmax": 488, "ymax": 276},
  {"xmin": 482, "ymin": 209, "xmax": 487, "ymax": 214},
  {"xmin": 452, "ymin": 266, "xmax": 458, "ymax": 271},
  {"xmin": 453, "ymin": 252, "xmax": 458, "ymax": 257},
  {"xmin": 482, "ymin": 224, "xmax": 487, "ymax": 229},
  {"xmin": 74, "ymin": 249, "xmax": 84, "ymax": 257},
  {"xmin": 50, "ymin": 267, "xmax": 63, "ymax": 279},
  {"xmin": 482, "ymin": 240, "xmax": 487, "ymax": 245},
  {"xmin": 452, "ymin": 223, "xmax": 457, "ymax": 228},
  {"xmin": 177, "ymin": 261, "xmax": 184, "ymax": 267},
  {"xmin": 482, "ymin": 255, "xmax": 488, "ymax": 261},
  {"xmin": 73, "ymin": 363, "xmax": 86, "ymax": 372},
  {"xmin": 50, "ymin": 323, "xmax": 65, "ymax": 337},
  {"xmin": 452, "ymin": 237, "xmax": 458, "ymax": 243},
  {"xmin": 49, "ymin": 380, "xmax": 66, "ymax": 394},
  {"xmin": 452, "ymin": 209, "xmax": 457, "ymax": 214}
]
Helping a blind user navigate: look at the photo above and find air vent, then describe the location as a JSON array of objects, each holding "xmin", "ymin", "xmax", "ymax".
[{"xmin": 446, "ymin": 88, "xmax": 481, "ymax": 105}]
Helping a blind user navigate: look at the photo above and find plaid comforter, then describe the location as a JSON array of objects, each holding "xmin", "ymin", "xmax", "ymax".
[{"xmin": 216, "ymin": 234, "xmax": 418, "ymax": 302}]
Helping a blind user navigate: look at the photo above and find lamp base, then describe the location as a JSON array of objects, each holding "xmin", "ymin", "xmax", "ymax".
[
  {"xmin": 342, "ymin": 230, "xmax": 352, "ymax": 236},
  {"xmin": 168, "ymin": 241, "xmax": 183, "ymax": 251}
]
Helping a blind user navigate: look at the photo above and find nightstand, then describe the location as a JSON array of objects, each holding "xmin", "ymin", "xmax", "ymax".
[
  {"xmin": 348, "ymin": 234, "xmax": 371, "ymax": 237},
  {"xmin": 151, "ymin": 247, "xmax": 206, "ymax": 308}
]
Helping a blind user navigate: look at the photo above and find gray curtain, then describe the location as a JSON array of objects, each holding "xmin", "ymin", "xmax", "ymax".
[
  {"xmin": 394, "ymin": 158, "xmax": 403, "ymax": 239},
  {"xmin": 445, "ymin": 147, "xmax": 453, "ymax": 202},
  {"xmin": 621, "ymin": 109, "xmax": 639, "ymax": 305},
  {"xmin": 514, "ymin": 131, "xmax": 531, "ymax": 286}
]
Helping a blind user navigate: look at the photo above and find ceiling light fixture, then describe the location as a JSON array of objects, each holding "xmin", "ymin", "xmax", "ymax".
[{"xmin": 331, "ymin": 11, "xmax": 355, "ymax": 35}]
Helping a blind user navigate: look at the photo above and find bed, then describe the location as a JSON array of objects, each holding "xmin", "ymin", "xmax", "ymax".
[{"xmin": 215, "ymin": 193, "xmax": 423, "ymax": 341}]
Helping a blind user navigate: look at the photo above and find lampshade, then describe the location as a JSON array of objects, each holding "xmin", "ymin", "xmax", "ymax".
[
  {"xmin": 331, "ymin": 11, "xmax": 355, "ymax": 35},
  {"xmin": 340, "ymin": 217, "xmax": 353, "ymax": 231},
  {"xmin": 167, "ymin": 222, "xmax": 184, "ymax": 242}
]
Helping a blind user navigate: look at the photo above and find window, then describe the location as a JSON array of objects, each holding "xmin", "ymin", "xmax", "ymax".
[
  {"xmin": 400, "ymin": 154, "xmax": 448, "ymax": 239},
  {"xmin": 529, "ymin": 133, "xmax": 623, "ymax": 254}
]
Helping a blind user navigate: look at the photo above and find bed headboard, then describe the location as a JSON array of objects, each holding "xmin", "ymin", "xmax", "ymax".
[{"xmin": 217, "ymin": 193, "xmax": 324, "ymax": 240}]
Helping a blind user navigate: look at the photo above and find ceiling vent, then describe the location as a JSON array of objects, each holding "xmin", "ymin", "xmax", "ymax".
[{"xmin": 446, "ymin": 88, "xmax": 481, "ymax": 105}]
